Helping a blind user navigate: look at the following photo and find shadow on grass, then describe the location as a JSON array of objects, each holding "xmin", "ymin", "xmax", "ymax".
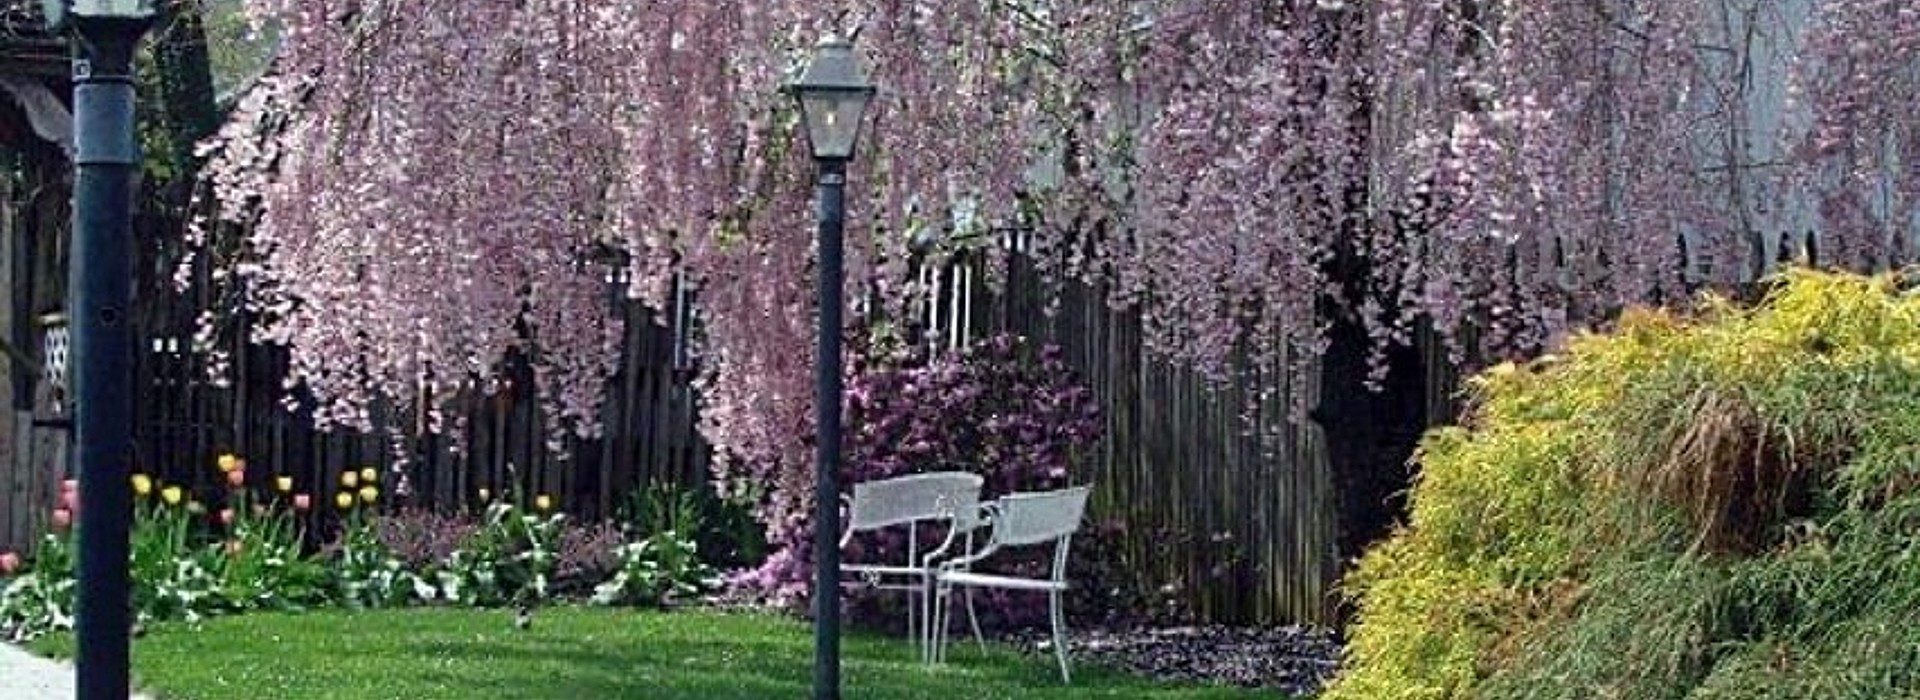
[{"xmin": 403, "ymin": 636, "xmax": 1090, "ymax": 699}]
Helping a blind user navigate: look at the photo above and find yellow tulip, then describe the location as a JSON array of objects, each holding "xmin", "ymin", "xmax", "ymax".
[
  {"xmin": 533, "ymin": 494, "xmax": 553, "ymax": 512},
  {"xmin": 160, "ymin": 485, "xmax": 183, "ymax": 506},
  {"xmin": 358, "ymin": 486, "xmax": 379, "ymax": 505},
  {"xmin": 359, "ymin": 467, "xmax": 379, "ymax": 484},
  {"xmin": 334, "ymin": 492, "xmax": 354, "ymax": 510},
  {"xmin": 130, "ymin": 474, "xmax": 153, "ymax": 497},
  {"xmin": 216, "ymin": 454, "xmax": 243, "ymax": 473},
  {"xmin": 340, "ymin": 471, "xmax": 359, "ymax": 488},
  {"xmin": 273, "ymin": 476, "xmax": 293, "ymax": 493}
]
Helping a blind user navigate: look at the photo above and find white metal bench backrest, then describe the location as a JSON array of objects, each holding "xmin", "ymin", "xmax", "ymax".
[
  {"xmin": 846, "ymin": 472, "xmax": 985, "ymax": 536},
  {"xmin": 991, "ymin": 486, "xmax": 1091, "ymax": 547}
]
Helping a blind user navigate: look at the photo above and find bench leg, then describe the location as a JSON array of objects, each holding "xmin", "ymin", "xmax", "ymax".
[
  {"xmin": 965, "ymin": 588, "xmax": 986, "ymax": 655},
  {"xmin": 1049, "ymin": 590, "xmax": 1070, "ymax": 684}
]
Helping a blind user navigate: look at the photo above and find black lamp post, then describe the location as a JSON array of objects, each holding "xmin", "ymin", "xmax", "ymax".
[
  {"xmin": 788, "ymin": 36, "xmax": 875, "ymax": 700},
  {"xmin": 40, "ymin": 1, "xmax": 154, "ymax": 698}
]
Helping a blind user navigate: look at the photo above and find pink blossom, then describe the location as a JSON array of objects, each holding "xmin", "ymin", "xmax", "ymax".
[{"xmin": 192, "ymin": 1, "xmax": 1920, "ymax": 599}]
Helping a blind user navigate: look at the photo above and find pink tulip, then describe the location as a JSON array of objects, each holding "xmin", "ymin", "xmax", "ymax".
[
  {"xmin": 0, "ymin": 552, "xmax": 20, "ymax": 575},
  {"xmin": 226, "ymin": 468, "xmax": 246, "ymax": 488},
  {"xmin": 51, "ymin": 508, "xmax": 72, "ymax": 531},
  {"xmin": 218, "ymin": 508, "xmax": 235, "ymax": 526},
  {"xmin": 59, "ymin": 489, "xmax": 79, "ymax": 514},
  {"xmin": 292, "ymin": 494, "xmax": 312, "ymax": 512},
  {"xmin": 60, "ymin": 479, "xmax": 77, "ymax": 494}
]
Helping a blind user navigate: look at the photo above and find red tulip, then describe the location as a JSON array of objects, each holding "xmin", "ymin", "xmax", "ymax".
[
  {"xmin": 0, "ymin": 552, "xmax": 20, "ymax": 575},
  {"xmin": 226, "ymin": 468, "xmax": 246, "ymax": 488}
]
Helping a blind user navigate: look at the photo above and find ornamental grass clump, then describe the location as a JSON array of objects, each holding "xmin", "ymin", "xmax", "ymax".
[{"xmin": 1329, "ymin": 269, "xmax": 1920, "ymax": 699}]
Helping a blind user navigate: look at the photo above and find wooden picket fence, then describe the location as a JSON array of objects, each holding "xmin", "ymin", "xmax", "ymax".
[
  {"xmin": 127, "ymin": 272, "xmax": 709, "ymax": 527},
  {"xmin": 2, "ymin": 257, "xmax": 709, "ymax": 554},
  {"xmin": 918, "ymin": 238, "xmax": 1345, "ymax": 624},
  {"xmin": 3, "ymin": 227, "xmax": 1411, "ymax": 625}
]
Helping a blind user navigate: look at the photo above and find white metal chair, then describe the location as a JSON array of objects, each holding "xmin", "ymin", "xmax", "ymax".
[
  {"xmin": 931, "ymin": 485, "xmax": 1092, "ymax": 683},
  {"xmin": 839, "ymin": 471, "xmax": 987, "ymax": 662}
]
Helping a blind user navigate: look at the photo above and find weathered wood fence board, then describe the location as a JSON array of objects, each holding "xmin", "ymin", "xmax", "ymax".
[
  {"xmin": 107, "ymin": 268, "xmax": 708, "ymax": 537},
  {"xmin": 8, "ymin": 213, "xmax": 1362, "ymax": 624},
  {"xmin": 1, "ymin": 144, "xmax": 71, "ymax": 561},
  {"xmin": 931, "ymin": 245, "xmax": 1342, "ymax": 624}
]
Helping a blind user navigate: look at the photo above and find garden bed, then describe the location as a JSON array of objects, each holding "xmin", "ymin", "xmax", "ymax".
[{"xmin": 1004, "ymin": 625, "xmax": 1339, "ymax": 697}]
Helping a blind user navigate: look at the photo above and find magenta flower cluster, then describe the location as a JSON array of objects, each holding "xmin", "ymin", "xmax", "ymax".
[{"xmin": 733, "ymin": 334, "xmax": 1102, "ymax": 608}]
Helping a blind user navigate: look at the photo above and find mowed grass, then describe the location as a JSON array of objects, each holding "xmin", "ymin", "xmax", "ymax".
[{"xmin": 30, "ymin": 607, "xmax": 1279, "ymax": 699}]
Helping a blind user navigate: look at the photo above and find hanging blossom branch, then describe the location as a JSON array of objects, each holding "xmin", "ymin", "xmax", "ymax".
[
  {"xmin": 1788, "ymin": 0, "xmax": 1920, "ymax": 270},
  {"xmin": 1107, "ymin": 1, "xmax": 1366, "ymax": 393},
  {"xmin": 1023, "ymin": 0, "xmax": 1920, "ymax": 397},
  {"xmin": 1360, "ymin": 0, "xmax": 1747, "ymax": 368},
  {"xmin": 190, "ymin": 0, "xmax": 1046, "ymax": 488},
  {"xmin": 180, "ymin": 0, "xmax": 1920, "ymax": 587},
  {"xmin": 1021, "ymin": 0, "xmax": 1741, "ymax": 400},
  {"xmin": 190, "ymin": 0, "xmax": 1920, "ymax": 477},
  {"xmin": 195, "ymin": 1, "xmax": 628, "ymax": 442}
]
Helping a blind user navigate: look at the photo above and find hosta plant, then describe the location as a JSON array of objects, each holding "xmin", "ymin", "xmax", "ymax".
[{"xmin": 590, "ymin": 531, "xmax": 717, "ymax": 608}]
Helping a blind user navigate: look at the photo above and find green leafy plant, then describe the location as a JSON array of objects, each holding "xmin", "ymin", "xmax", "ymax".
[
  {"xmin": 130, "ymin": 502, "xmax": 227, "ymax": 624},
  {"xmin": 1, "ymin": 460, "xmax": 734, "ymax": 642},
  {"xmin": 0, "ymin": 532, "xmax": 76, "ymax": 642},
  {"xmin": 214, "ymin": 501, "xmax": 329, "ymax": 612},
  {"xmin": 619, "ymin": 480, "xmax": 764, "ymax": 570},
  {"xmin": 331, "ymin": 515, "xmax": 433, "ymax": 609},
  {"xmin": 433, "ymin": 502, "xmax": 562, "ymax": 607},
  {"xmin": 590, "ymin": 531, "xmax": 718, "ymax": 607}
]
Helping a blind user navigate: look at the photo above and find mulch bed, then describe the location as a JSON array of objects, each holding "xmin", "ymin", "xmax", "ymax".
[
  {"xmin": 1004, "ymin": 624, "xmax": 1341, "ymax": 696},
  {"xmin": 707, "ymin": 591, "xmax": 1343, "ymax": 695}
]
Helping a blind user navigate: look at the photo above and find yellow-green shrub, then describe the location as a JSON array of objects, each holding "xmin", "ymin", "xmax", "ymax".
[{"xmin": 1329, "ymin": 269, "xmax": 1920, "ymax": 699}]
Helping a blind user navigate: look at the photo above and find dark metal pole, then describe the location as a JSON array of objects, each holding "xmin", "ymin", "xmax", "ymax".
[
  {"xmin": 70, "ymin": 16, "xmax": 150, "ymax": 700},
  {"xmin": 812, "ymin": 157, "xmax": 848, "ymax": 700}
]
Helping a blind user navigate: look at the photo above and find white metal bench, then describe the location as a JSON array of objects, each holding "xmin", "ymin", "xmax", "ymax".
[
  {"xmin": 838, "ymin": 471, "xmax": 987, "ymax": 662},
  {"xmin": 931, "ymin": 485, "xmax": 1092, "ymax": 683}
]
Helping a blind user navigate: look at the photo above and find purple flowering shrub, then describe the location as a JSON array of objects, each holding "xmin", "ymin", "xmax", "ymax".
[
  {"xmin": 553, "ymin": 520, "xmax": 625, "ymax": 589},
  {"xmin": 734, "ymin": 333, "xmax": 1104, "ymax": 629},
  {"xmin": 372, "ymin": 509, "xmax": 477, "ymax": 570},
  {"xmin": 368, "ymin": 507, "xmax": 623, "ymax": 596}
]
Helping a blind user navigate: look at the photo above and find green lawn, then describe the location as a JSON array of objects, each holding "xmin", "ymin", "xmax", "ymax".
[{"xmin": 30, "ymin": 607, "xmax": 1280, "ymax": 699}]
